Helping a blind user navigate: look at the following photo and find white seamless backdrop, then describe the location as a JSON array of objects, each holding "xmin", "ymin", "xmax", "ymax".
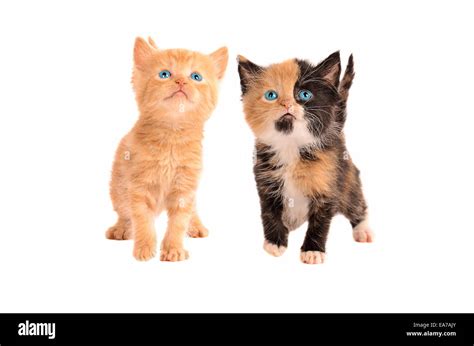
[{"xmin": 0, "ymin": 0, "xmax": 473, "ymax": 312}]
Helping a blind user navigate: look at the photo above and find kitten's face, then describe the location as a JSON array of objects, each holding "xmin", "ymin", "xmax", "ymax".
[
  {"xmin": 132, "ymin": 37, "xmax": 228, "ymax": 122},
  {"xmin": 238, "ymin": 52, "xmax": 342, "ymax": 147}
]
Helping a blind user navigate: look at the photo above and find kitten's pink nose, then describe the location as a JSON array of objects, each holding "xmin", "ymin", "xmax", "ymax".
[
  {"xmin": 281, "ymin": 99, "xmax": 294, "ymax": 112},
  {"xmin": 175, "ymin": 78, "xmax": 187, "ymax": 86}
]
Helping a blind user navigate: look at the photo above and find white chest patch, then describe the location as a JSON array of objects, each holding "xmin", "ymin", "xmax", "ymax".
[
  {"xmin": 260, "ymin": 120, "xmax": 315, "ymax": 165},
  {"xmin": 281, "ymin": 170, "xmax": 309, "ymax": 230},
  {"xmin": 260, "ymin": 119, "xmax": 314, "ymax": 231}
]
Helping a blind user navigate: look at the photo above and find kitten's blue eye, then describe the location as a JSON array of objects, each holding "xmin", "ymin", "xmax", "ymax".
[
  {"xmin": 298, "ymin": 89, "xmax": 313, "ymax": 101},
  {"xmin": 191, "ymin": 72, "xmax": 203, "ymax": 82},
  {"xmin": 264, "ymin": 90, "xmax": 278, "ymax": 101},
  {"xmin": 159, "ymin": 70, "xmax": 171, "ymax": 79}
]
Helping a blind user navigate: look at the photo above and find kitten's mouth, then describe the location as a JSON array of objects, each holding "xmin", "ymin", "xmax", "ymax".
[
  {"xmin": 167, "ymin": 90, "xmax": 188, "ymax": 99},
  {"xmin": 279, "ymin": 113, "xmax": 296, "ymax": 120}
]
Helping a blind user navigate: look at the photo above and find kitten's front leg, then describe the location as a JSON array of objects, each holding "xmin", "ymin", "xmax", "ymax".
[
  {"xmin": 261, "ymin": 210, "xmax": 289, "ymax": 257},
  {"xmin": 300, "ymin": 202, "xmax": 335, "ymax": 264},
  {"xmin": 254, "ymin": 163, "xmax": 289, "ymax": 257},
  {"xmin": 160, "ymin": 194, "xmax": 193, "ymax": 262},
  {"xmin": 131, "ymin": 193, "xmax": 157, "ymax": 261}
]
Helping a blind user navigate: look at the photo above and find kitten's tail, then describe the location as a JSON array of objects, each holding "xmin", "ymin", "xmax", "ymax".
[{"xmin": 337, "ymin": 55, "xmax": 355, "ymax": 126}]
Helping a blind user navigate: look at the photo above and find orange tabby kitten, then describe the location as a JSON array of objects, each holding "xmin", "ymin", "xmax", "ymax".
[{"xmin": 106, "ymin": 37, "xmax": 228, "ymax": 262}]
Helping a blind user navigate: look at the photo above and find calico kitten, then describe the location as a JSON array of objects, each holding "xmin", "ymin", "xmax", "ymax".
[
  {"xmin": 106, "ymin": 37, "xmax": 228, "ymax": 261},
  {"xmin": 238, "ymin": 51, "xmax": 373, "ymax": 264}
]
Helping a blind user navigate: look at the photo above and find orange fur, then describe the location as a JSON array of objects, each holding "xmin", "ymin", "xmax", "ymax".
[
  {"xmin": 292, "ymin": 149, "xmax": 338, "ymax": 197},
  {"xmin": 106, "ymin": 37, "xmax": 228, "ymax": 261}
]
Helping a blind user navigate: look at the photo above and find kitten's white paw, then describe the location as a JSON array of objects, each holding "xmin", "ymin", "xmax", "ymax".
[
  {"xmin": 300, "ymin": 251, "xmax": 326, "ymax": 264},
  {"xmin": 353, "ymin": 220, "xmax": 374, "ymax": 243},
  {"xmin": 263, "ymin": 240, "xmax": 287, "ymax": 257}
]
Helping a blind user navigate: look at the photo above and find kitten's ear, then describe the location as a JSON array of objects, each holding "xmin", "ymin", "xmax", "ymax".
[
  {"xmin": 316, "ymin": 51, "xmax": 342, "ymax": 87},
  {"xmin": 133, "ymin": 37, "xmax": 153, "ymax": 70},
  {"xmin": 209, "ymin": 47, "xmax": 229, "ymax": 80},
  {"xmin": 237, "ymin": 55, "xmax": 264, "ymax": 95},
  {"xmin": 339, "ymin": 54, "xmax": 355, "ymax": 101},
  {"xmin": 147, "ymin": 36, "xmax": 158, "ymax": 49}
]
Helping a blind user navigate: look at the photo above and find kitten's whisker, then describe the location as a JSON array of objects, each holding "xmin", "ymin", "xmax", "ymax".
[
  {"xmin": 304, "ymin": 110, "xmax": 328, "ymax": 133},
  {"xmin": 305, "ymin": 108, "xmax": 333, "ymax": 118},
  {"xmin": 305, "ymin": 105, "xmax": 332, "ymax": 109}
]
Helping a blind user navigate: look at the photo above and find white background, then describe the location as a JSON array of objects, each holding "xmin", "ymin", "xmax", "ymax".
[{"xmin": 0, "ymin": 0, "xmax": 473, "ymax": 313}]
